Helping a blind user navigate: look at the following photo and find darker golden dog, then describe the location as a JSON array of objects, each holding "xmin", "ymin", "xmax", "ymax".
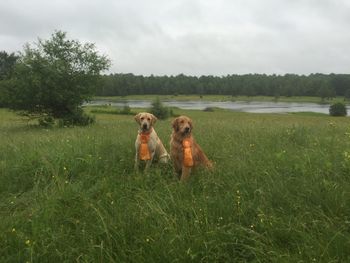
[{"xmin": 170, "ymin": 115, "xmax": 212, "ymax": 180}]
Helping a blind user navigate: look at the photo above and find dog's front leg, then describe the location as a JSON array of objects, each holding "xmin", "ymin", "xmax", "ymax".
[
  {"xmin": 181, "ymin": 166, "xmax": 191, "ymax": 181},
  {"xmin": 135, "ymin": 156, "xmax": 140, "ymax": 171},
  {"xmin": 145, "ymin": 150, "xmax": 155, "ymax": 170},
  {"xmin": 134, "ymin": 143, "xmax": 140, "ymax": 171}
]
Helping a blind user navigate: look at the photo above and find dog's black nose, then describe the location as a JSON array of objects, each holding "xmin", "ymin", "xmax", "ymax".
[
  {"xmin": 143, "ymin": 124, "xmax": 148, "ymax": 129},
  {"xmin": 185, "ymin": 127, "xmax": 190, "ymax": 132}
]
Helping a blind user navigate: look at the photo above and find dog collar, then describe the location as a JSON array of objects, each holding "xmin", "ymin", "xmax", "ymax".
[{"xmin": 182, "ymin": 138, "xmax": 194, "ymax": 167}]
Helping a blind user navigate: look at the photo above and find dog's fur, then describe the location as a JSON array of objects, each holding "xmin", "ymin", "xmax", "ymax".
[
  {"xmin": 134, "ymin": 112, "xmax": 169, "ymax": 170},
  {"xmin": 170, "ymin": 115, "xmax": 212, "ymax": 180}
]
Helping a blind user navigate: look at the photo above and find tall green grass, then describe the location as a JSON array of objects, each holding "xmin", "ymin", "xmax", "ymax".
[{"xmin": 1, "ymin": 108, "xmax": 350, "ymax": 262}]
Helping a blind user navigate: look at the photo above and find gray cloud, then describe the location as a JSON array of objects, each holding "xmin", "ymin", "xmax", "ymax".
[{"xmin": 1, "ymin": 0, "xmax": 349, "ymax": 75}]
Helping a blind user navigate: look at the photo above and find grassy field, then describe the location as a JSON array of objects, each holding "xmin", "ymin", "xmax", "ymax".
[
  {"xmin": 94, "ymin": 95, "xmax": 349, "ymax": 104},
  {"xmin": 1, "ymin": 108, "xmax": 350, "ymax": 262}
]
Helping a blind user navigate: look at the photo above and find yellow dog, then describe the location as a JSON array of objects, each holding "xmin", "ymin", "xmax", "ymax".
[{"xmin": 134, "ymin": 112, "xmax": 170, "ymax": 171}]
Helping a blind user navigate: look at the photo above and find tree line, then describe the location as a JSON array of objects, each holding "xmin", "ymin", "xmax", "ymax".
[{"xmin": 98, "ymin": 73, "xmax": 350, "ymax": 99}]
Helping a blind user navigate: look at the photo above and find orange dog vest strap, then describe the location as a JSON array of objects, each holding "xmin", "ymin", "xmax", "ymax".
[
  {"xmin": 139, "ymin": 133, "xmax": 151, "ymax": 160},
  {"xmin": 182, "ymin": 138, "xmax": 194, "ymax": 167}
]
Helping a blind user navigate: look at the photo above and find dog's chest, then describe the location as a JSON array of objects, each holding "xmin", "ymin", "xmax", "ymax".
[
  {"xmin": 137, "ymin": 133, "xmax": 157, "ymax": 150},
  {"xmin": 171, "ymin": 141, "xmax": 184, "ymax": 160},
  {"xmin": 148, "ymin": 135, "xmax": 158, "ymax": 151}
]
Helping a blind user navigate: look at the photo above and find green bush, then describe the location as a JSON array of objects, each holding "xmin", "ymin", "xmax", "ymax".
[
  {"xmin": 6, "ymin": 31, "xmax": 110, "ymax": 124},
  {"xmin": 329, "ymin": 102, "xmax": 347, "ymax": 116},
  {"xmin": 150, "ymin": 97, "xmax": 169, "ymax": 119},
  {"xmin": 38, "ymin": 115, "xmax": 55, "ymax": 127},
  {"xmin": 0, "ymin": 79, "xmax": 14, "ymax": 108},
  {"xmin": 120, "ymin": 105, "xmax": 131, "ymax": 115},
  {"xmin": 59, "ymin": 108, "xmax": 95, "ymax": 127},
  {"xmin": 203, "ymin": 107, "xmax": 215, "ymax": 112}
]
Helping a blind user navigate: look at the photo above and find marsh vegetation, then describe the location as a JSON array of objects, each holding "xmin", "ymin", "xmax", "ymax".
[{"xmin": 1, "ymin": 108, "xmax": 350, "ymax": 262}]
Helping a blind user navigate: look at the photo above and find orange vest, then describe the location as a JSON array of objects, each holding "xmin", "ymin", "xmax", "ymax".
[
  {"xmin": 182, "ymin": 138, "xmax": 194, "ymax": 167},
  {"xmin": 139, "ymin": 132, "xmax": 151, "ymax": 160}
]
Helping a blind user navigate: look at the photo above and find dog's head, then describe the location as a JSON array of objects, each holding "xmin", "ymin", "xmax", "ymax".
[
  {"xmin": 134, "ymin": 112, "xmax": 157, "ymax": 132},
  {"xmin": 172, "ymin": 115, "xmax": 193, "ymax": 137}
]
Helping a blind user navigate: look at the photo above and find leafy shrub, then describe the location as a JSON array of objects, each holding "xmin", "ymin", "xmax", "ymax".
[
  {"xmin": 120, "ymin": 105, "xmax": 131, "ymax": 115},
  {"xmin": 38, "ymin": 115, "xmax": 55, "ymax": 127},
  {"xmin": 203, "ymin": 107, "xmax": 215, "ymax": 112},
  {"xmin": 329, "ymin": 102, "xmax": 347, "ymax": 117},
  {"xmin": 7, "ymin": 31, "xmax": 110, "ymax": 124},
  {"xmin": 150, "ymin": 98, "xmax": 170, "ymax": 119},
  {"xmin": 59, "ymin": 108, "xmax": 95, "ymax": 127},
  {"xmin": 0, "ymin": 80, "xmax": 13, "ymax": 108}
]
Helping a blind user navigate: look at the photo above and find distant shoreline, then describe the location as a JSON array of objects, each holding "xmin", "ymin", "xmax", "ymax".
[{"xmin": 93, "ymin": 95, "xmax": 349, "ymax": 104}]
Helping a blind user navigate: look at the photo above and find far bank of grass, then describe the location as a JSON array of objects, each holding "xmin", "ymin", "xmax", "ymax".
[{"xmin": 94, "ymin": 94, "xmax": 349, "ymax": 104}]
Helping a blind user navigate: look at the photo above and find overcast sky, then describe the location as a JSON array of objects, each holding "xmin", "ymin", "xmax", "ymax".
[{"xmin": 1, "ymin": 0, "xmax": 349, "ymax": 76}]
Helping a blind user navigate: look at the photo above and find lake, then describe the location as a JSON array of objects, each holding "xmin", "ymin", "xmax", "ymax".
[{"xmin": 88, "ymin": 99, "xmax": 348, "ymax": 114}]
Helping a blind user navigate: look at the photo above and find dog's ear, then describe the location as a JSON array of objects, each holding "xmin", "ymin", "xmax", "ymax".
[
  {"xmin": 150, "ymin": 114, "xmax": 157, "ymax": 125},
  {"xmin": 172, "ymin": 117, "xmax": 179, "ymax": 131},
  {"xmin": 134, "ymin": 113, "xmax": 141, "ymax": 124}
]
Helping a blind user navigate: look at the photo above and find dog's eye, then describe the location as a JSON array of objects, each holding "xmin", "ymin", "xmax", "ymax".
[
  {"xmin": 180, "ymin": 120, "xmax": 184, "ymax": 124},
  {"xmin": 147, "ymin": 118, "xmax": 150, "ymax": 121},
  {"xmin": 140, "ymin": 117, "xmax": 144, "ymax": 120}
]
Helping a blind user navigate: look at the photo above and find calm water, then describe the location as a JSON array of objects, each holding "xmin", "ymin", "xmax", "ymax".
[{"xmin": 88, "ymin": 99, "xmax": 349, "ymax": 114}]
